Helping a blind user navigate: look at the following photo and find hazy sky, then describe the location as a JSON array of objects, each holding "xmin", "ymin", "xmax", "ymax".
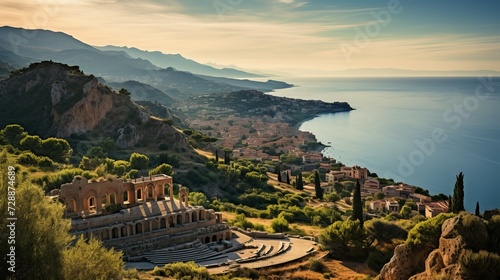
[{"xmin": 1, "ymin": 0, "xmax": 500, "ymax": 75}]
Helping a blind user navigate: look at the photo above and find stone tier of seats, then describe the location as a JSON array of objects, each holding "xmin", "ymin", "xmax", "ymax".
[{"xmin": 142, "ymin": 240, "xmax": 223, "ymax": 266}]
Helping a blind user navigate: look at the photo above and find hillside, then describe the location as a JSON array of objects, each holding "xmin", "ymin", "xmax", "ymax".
[
  {"xmin": 108, "ymin": 80, "xmax": 176, "ymax": 106},
  {"xmin": 0, "ymin": 61, "xmax": 189, "ymax": 152}
]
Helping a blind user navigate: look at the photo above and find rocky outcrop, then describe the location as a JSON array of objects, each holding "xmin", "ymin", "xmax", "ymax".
[
  {"xmin": 116, "ymin": 123, "xmax": 142, "ymax": 148},
  {"xmin": 378, "ymin": 243, "xmax": 429, "ymax": 280},
  {"xmin": 409, "ymin": 216, "xmax": 468, "ymax": 280},
  {"xmin": 379, "ymin": 214, "xmax": 500, "ymax": 280},
  {"xmin": 1, "ymin": 61, "xmax": 192, "ymax": 152},
  {"xmin": 52, "ymin": 78, "xmax": 114, "ymax": 137}
]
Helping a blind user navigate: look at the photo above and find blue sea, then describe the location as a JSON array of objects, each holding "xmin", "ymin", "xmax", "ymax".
[{"xmin": 270, "ymin": 77, "xmax": 500, "ymax": 212}]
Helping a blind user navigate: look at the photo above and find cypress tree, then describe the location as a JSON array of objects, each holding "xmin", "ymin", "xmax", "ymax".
[
  {"xmin": 286, "ymin": 170, "xmax": 290, "ymax": 185},
  {"xmin": 215, "ymin": 148, "xmax": 219, "ymax": 163},
  {"xmin": 451, "ymin": 172, "xmax": 465, "ymax": 213},
  {"xmin": 352, "ymin": 179, "xmax": 363, "ymax": 225},
  {"xmin": 296, "ymin": 172, "xmax": 304, "ymax": 190},
  {"xmin": 314, "ymin": 170, "xmax": 323, "ymax": 199},
  {"xmin": 475, "ymin": 201, "xmax": 480, "ymax": 216},
  {"xmin": 224, "ymin": 150, "xmax": 231, "ymax": 165}
]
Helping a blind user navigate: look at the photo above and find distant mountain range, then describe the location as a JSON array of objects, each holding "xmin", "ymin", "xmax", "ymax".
[
  {"xmin": 0, "ymin": 26, "xmax": 292, "ymax": 103},
  {"xmin": 96, "ymin": 45, "xmax": 263, "ymax": 78}
]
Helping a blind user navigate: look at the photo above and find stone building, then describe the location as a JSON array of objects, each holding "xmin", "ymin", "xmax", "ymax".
[{"xmin": 54, "ymin": 175, "xmax": 231, "ymax": 256}]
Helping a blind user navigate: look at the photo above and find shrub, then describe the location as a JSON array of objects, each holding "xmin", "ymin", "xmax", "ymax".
[
  {"xmin": 149, "ymin": 163, "xmax": 173, "ymax": 176},
  {"xmin": 309, "ymin": 258, "xmax": 326, "ymax": 273},
  {"xmin": 231, "ymin": 214, "xmax": 253, "ymax": 230},
  {"xmin": 38, "ymin": 156, "xmax": 55, "ymax": 169},
  {"xmin": 129, "ymin": 152, "xmax": 149, "ymax": 170},
  {"xmin": 366, "ymin": 248, "xmax": 393, "ymax": 272},
  {"xmin": 18, "ymin": 152, "xmax": 39, "ymax": 166},
  {"xmin": 319, "ymin": 219, "xmax": 367, "ymax": 260},
  {"xmin": 364, "ymin": 218, "xmax": 408, "ymax": 244},
  {"xmin": 270, "ymin": 217, "xmax": 289, "ymax": 233},
  {"xmin": 324, "ymin": 192, "xmax": 341, "ymax": 202},
  {"xmin": 460, "ymin": 214, "xmax": 488, "ymax": 251},
  {"xmin": 460, "ymin": 250, "xmax": 500, "ymax": 278},
  {"xmin": 406, "ymin": 213, "xmax": 455, "ymax": 249},
  {"xmin": 162, "ymin": 261, "xmax": 210, "ymax": 279},
  {"xmin": 487, "ymin": 215, "xmax": 500, "ymax": 254}
]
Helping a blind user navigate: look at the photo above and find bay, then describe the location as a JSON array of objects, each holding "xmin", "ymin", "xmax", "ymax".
[{"xmin": 269, "ymin": 77, "xmax": 500, "ymax": 212}]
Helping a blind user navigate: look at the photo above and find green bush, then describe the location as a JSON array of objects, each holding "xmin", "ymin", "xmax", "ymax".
[
  {"xmin": 319, "ymin": 219, "xmax": 367, "ymax": 260},
  {"xmin": 38, "ymin": 156, "xmax": 55, "ymax": 169},
  {"xmin": 406, "ymin": 213, "xmax": 455, "ymax": 249},
  {"xmin": 162, "ymin": 261, "xmax": 210, "ymax": 279},
  {"xmin": 366, "ymin": 248, "xmax": 393, "ymax": 272},
  {"xmin": 270, "ymin": 217, "xmax": 289, "ymax": 233},
  {"xmin": 309, "ymin": 258, "xmax": 326, "ymax": 273},
  {"xmin": 364, "ymin": 218, "xmax": 408, "ymax": 244},
  {"xmin": 460, "ymin": 214, "xmax": 488, "ymax": 251},
  {"xmin": 149, "ymin": 163, "xmax": 173, "ymax": 176},
  {"xmin": 460, "ymin": 250, "xmax": 500, "ymax": 278},
  {"xmin": 487, "ymin": 215, "xmax": 500, "ymax": 254},
  {"xmin": 18, "ymin": 152, "xmax": 39, "ymax": 166}
]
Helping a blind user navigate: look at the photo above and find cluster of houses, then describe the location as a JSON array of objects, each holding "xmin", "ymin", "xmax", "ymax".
[{"xmin": 323, "ymin": 166, "xmax": 449, "ymax": 218}]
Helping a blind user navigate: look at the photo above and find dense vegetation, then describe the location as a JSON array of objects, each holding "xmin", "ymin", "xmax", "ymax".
[{"xmin": 2, "ymin": 122, "xmax": 499, "ymax": 279}]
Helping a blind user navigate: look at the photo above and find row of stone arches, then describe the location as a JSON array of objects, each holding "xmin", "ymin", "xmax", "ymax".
[
  {"xmin": 99, "ymin": 209, "xmax": 208, "ymax": 240},
  {"xmin": 202, "ymin": 231, "xmax": 231, "ymax": 244}
]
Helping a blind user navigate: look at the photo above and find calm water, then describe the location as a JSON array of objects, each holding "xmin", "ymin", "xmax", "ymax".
[{"xmin": 270, "ymin": 77, "xmax": 500, "ymax": 212}]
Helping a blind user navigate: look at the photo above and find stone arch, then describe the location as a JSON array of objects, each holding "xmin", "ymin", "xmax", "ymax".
[
  {"xmin": 199, "ymin": 210, "xmax": 205, "ymax": 220},
  {"xmin": 152, "ymin": 219, "xmax": 159, "ymax": 231},
  {"xmin": 156, "ymin": 183, "xmax": 165, "ymax": 199},
  {"xmin": 123, "ymin": 190, "xmax": 129, "ymax": 202},
  {"xmin": 109, "ymin": 192, "xmax": 116, "ymax": 204},
  {"xmin": 179, "ymin": 187, "xmax": 189, "ymax": 207},
  {"xmin": 205, "ymin": 236, "xmax": 210, "ymax": 243},
  {"xmin": 128, "ymin": 224, "xmax": 134, "ymax": 236},
  {"xmin": 136, "ymin": 189, "xmax": 142, "ymax": 201},
  {"xmin": 160, "ymin": 217, "xmax": 166, "ymax": 229},
  {"xmin": 225, "ymin": 231, "xmax": 231, "ymax": 240},
  {"xmin": 168, "ymin": 216, "xmax": 174, "ymax": 227},
  {"xmin": 101, "ymin": 229, "xmax": 110, "ymax": 240},
  {"xmin": 87, "ymin": 196, "xmax": 96, "ymax": 212},
  {"xmin": 143, "ymin": 221, "xmax": 150, "ymax": 232},
  {"xmin": 212, "ymin": 235, "xmax": 217, "ymax": 242},
  {"xmin": 185, "ymin": 212, "xmax": 190, "ymax": 224},
  {"xmin": 176, "ymin": 214, "xmax": 182, "ymax": 225},
  {"xmin": 135, "ymin": 222, "xmax": 143, "ymax": 234},
  {"xmin": 192, "ymin": 211, "xmax": 198, "ymax": 222},
  {"xmin": 112, "ymin": 227, "xmax": 119, "ymax": 239},
  {"xmin": 219, "ymin": 233, "xmax": 223, "ymax": 242},
  {"xmin": 121, "ymin": 226, "xmax": 127, "ymax": 237},
  {"xmin": 146, "ymin": 183, "xmax": 154, "ymax": 199},
  {"xmin": 101, "ymin": 194, "xmax": 107, "ymax": 207},
  {"xmin": 66, "ymin": 199, "xmax": 76, "ymax": 213}
]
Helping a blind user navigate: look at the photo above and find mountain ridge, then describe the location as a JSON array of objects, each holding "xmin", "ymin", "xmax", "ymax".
[{"xmin": 96, "ymin": 45, "xmax": 263, "ymax": 78}]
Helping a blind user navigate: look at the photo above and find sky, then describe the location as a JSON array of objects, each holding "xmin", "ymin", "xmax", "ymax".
[{"xmin": 1, "ymin": 0, "xmax": 500, "ymax": 75}]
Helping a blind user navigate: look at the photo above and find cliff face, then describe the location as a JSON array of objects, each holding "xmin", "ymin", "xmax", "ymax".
[
  {"xmin": 51, "ymin": 77, "xmax": 114, "ymax": 137},
  {"xmin": 378, "ymin": 214, "xmax": 500, "ymax": 280},
  {"xmin": 0, "ymin": 61, "xmax": 188, "ymax": 149}
]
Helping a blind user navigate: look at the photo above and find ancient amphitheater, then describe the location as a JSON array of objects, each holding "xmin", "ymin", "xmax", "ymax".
[{"xmin": 52, "ymin": 174, "xmax": 318, "ymax": 271}]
